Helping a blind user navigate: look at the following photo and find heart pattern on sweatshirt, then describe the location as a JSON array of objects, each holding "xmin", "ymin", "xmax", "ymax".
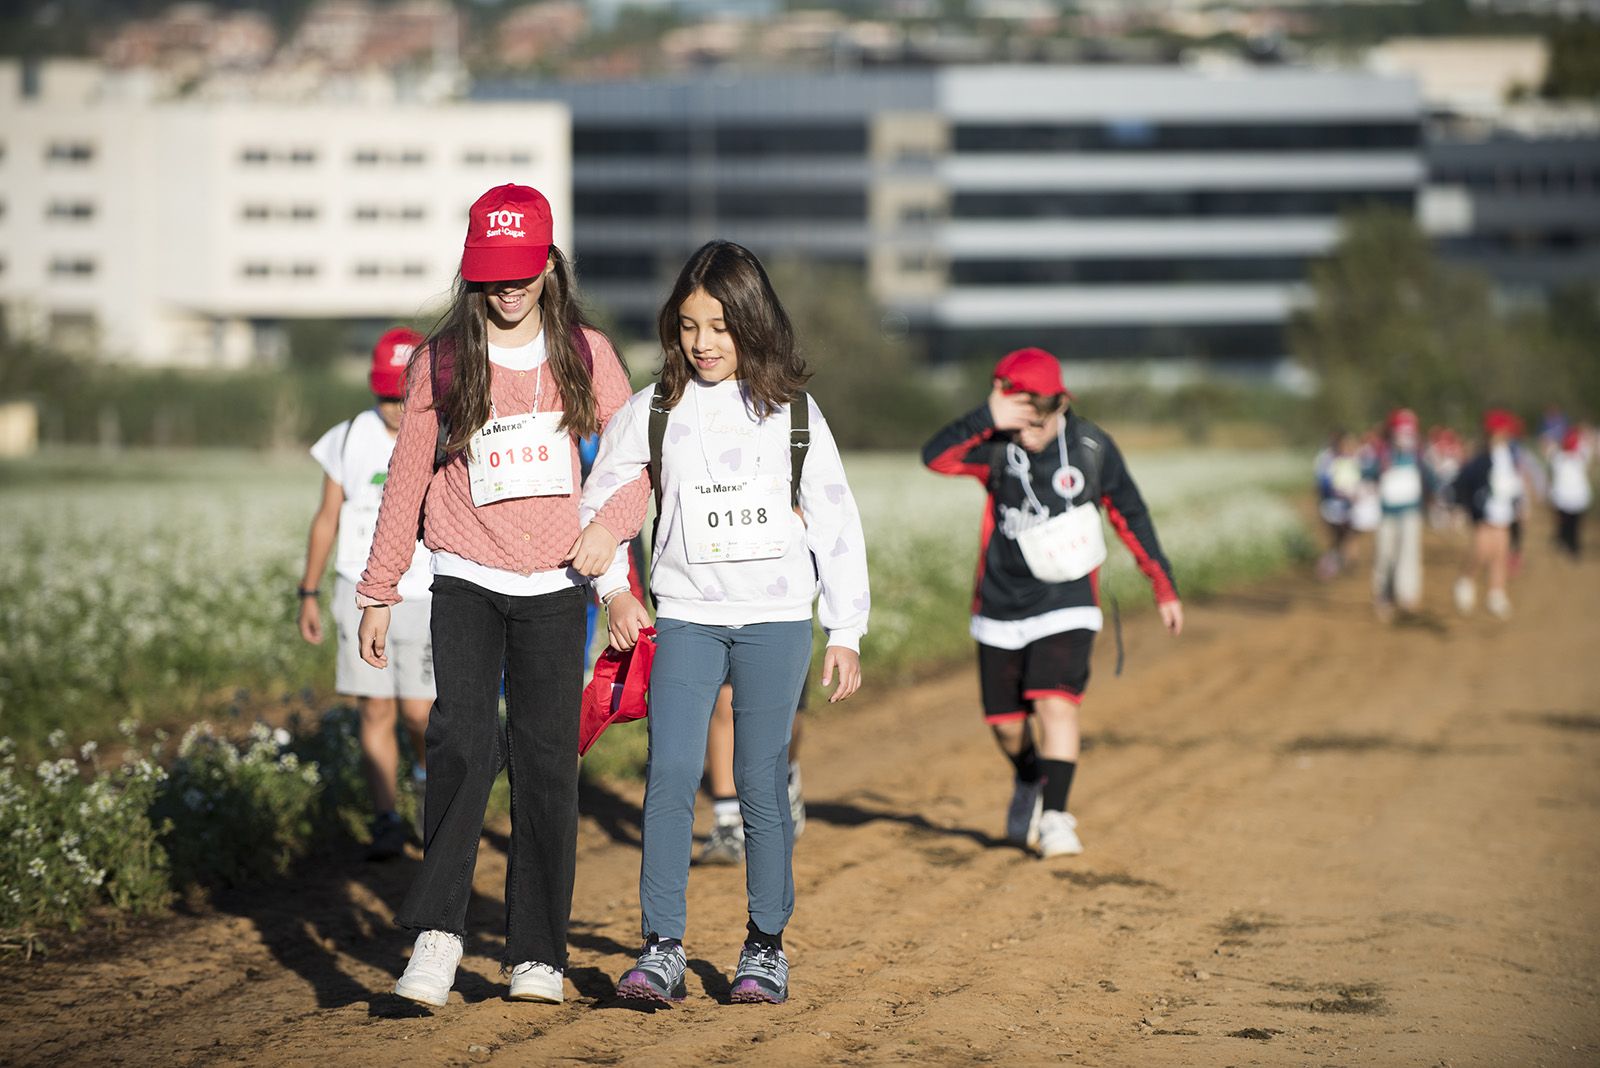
[
  {"xmin": 831, "ymin": 537, "xmax": 849, "ymax": 557},
  {"xmin": 825, "ymin": 484, "xmax": 845, "ymax": 505},
  {"xmin": 853, "ymin": 593, "xmax": 870, "ymax": 611},
  {"xmin": 701, "ymin": 584, "xmax": 726, "ymax": 602},
  {"xmin": 668, "ymin": 422, "xmax": 691, "ymax": 444},
  {"xmin": 719, "ymin": 448, "xmax": 743, "ymax": 471},
  {"xmin": 767, "ymin": 576, "xmax": 789, "ymax": 597},
  {"xmin": 593, "ymin": 472, "xmax": 619, "ymax": 489}
]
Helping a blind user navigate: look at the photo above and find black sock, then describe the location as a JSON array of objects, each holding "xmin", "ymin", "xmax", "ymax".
[
  {"xmin": 1008, "ymin": 737, "xmax": 1041, "ymax": 784},
  {"xmin": 647, "ymin": 933, "xmax": 681, "ymax": 950},
  {"xmin": 1040, "ymin": 759, "xmax": 1076, "ymax": 812},
  {"xmin": 745, "ymin": 919, "xmax": 783, "ymax": 951}
]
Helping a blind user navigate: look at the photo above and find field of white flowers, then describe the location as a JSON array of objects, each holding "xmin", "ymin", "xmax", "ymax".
[
  {"xmin": 0, "ymin": 447, "xmax": 1310, "ymax": 749},
  {"xmin": 0, "ymin": 445, "xmax": 1310, "ymax": 937}
]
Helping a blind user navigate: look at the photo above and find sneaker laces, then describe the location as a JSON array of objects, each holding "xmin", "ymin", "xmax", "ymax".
[
  {"xmin": 504, "ymin": 961, "xmax": 558, "ymax": 980},
  {"xmin": 415, "ymin": 932, "xmax": 458, "ymax": 968}
]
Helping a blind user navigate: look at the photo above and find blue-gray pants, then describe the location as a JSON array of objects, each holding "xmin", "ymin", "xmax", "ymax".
[{"xmin": 640, "ymin": 617, "xmax": 812, "ymax": 941}]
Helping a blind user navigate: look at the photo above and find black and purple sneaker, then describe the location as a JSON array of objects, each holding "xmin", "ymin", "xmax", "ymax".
[
  {"xmin": 730, "ymin": 943, "xmax": 788, "ymax": 1004},
  {"xmin": 615, "ymin": 938, "xmax": 688, "ymax": 1004}
]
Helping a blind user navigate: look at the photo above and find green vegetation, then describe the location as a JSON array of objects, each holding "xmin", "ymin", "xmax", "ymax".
[{"xmin": 1292, "ymin": 207, "xmax": 1600, "ymax": 432}]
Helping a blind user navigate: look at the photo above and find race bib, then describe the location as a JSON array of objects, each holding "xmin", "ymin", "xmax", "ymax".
[
  {"xmin": 1016, "ymin": 504, "xmax": 1106, "ymax": 583},
  {"xmin": 466, "ymin": 411, "xmax": 572, "ymax": 506},
  {"xmin": 679, "ymin": 474, "xmax": 792, "ymax": 564},
  {"xmin": 1378, "ymin": 465, "xmax": 1422, "ymax": 508},
  {"xmin": 335, "ymin": 500, "xmax": 379, "ymax": 577}
]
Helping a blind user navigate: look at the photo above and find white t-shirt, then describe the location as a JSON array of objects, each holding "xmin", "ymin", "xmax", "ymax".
[
  {"xmin": 430, "ymin": 332, "xmax": 627, "ymax": 597},
  {"xmin": 310, "ymin": 409, "xmax": 433, "ymax": 601},
  {"xmin": 1550, "ymin": 446, "xmax": 1593, "ymax": 513}
]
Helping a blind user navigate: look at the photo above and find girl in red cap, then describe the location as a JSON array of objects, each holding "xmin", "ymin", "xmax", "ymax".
[
  {"xmin": 1365, "ymin": 408, "xmax": 1435, "ymax": 621},
  {"xmin": 922, "ymin": 348, "xmax": 1182, "ymax": 859},
  {"xmin": 1547, "ymin": 426, "xmax": 1594, "ymax": 559},
  {"xmin": 1452, "ymin": 409, "xmax": 1528, "ymax": 619},
  {"xmin": 574, "ymin": 240, "xmax": 870, "ymax": 1006},
  {"xmin": 355, "ymin": 185, "xmax": 647, "ymax": 1007},
  {"xmin": 298, "ymin": 326, "xmax": 434, "ymax": 862}
]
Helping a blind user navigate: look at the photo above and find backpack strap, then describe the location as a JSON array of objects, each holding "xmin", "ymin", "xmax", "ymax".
[
  {"xmin": 647, "ymin": 381, "xmax": 672, "ymax": 520},
  {"xmin": 431, "ymin": 325, "xmax": 597, "ymax": 471},
  {"xmin": 789, "ymin": 390, "xmax": 810, "ymax": 510}
]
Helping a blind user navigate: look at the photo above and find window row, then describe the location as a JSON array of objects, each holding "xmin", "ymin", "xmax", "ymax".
[
  {"xmin": 929, "ymin": 321, "xmax": 1286, "ymax": 363},
  {"xmin": 953, "ymin": 122, "xmax": 1421, "ymax": 154},
  {"xmin": 238, "ymin": 204, "xmax": 428, "ymax": 222},
  {"xmin": 574, "ymin": 189, "xmax": 867, "ymax": 220},
  {"xmin": 238, "ymin": 147, "xmax": 544, "ymax": 167},
  {"xmin": 237, "ymin": 261, "xmax": 432, "ymax": 279},
  {"xmin": 948, "ymin": 255, "xmax": 1311, "ymax": 286},
  {"xmin": 574, "ymin": 124, "xmax": 869, "ymax": 159},
  {"xmin": 1431, "ymin": 162, "xmax": 1600, "ymax": 196},
  {"xmin": 948, "ymin": 187, "xmax": 1415, "ymax": 219}
]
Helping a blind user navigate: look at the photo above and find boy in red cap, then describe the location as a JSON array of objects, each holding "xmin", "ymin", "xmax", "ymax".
[
  {"xmin": 1364, "ymin": 408, "xmax": 1435, "ymax": 621},
  {"xmin": 1451, "ymin": 409, "xmax": 1528, "ymax": 619},
  {"xmin": 1548, "ymin": 426, "xmax": 1593, "ymax": 558},
  {"xmin": 922, "ymin": 348, "xmax": 1182, "ymax": 858},
  {"xmin": 298, "ymin": 327, "xmax": 435, "ymax": 861}
]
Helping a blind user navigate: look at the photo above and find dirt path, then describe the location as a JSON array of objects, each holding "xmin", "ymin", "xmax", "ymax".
[{"xmin": 4, "ymin": 532, "xmax": 1599, "ymax": 1067}]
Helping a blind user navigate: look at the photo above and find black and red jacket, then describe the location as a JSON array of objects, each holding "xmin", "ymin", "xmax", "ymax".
[{"xmin": 921, "ymin": 404, "xmax": 1178, "ymax": 621}]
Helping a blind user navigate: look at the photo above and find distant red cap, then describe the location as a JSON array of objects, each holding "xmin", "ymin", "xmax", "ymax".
[
  {"xmin": 1387, "ymin": 408, "xmax": 1419, "ymax": 433},
  {"xmin": 370, "ymin": 327, "xmax": 423, "ymax": 397},
  {"xmin": 1562, "ymin": 427, "xmax": 1583, "ymax": 452},
  {"xmin": 1483, "ymin": 409, "xmax": 1519, "ymax": 437},
  {"xmin": 461, "ymin": 184, "xmax": 553, "ymax": 283},
  {"xmin": 994, "ymin": 347, "xmax": 1070, "ymax": 399}
]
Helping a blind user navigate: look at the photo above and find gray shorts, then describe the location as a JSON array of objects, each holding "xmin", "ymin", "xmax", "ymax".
[{"xmin": 333, "ymin": 577, "xmax": 436, "ymax": 700}]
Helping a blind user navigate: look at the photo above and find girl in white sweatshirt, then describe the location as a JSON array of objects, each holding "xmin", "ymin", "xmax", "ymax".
[{"xmin": 571, "ymin": 241, "xmax": 869, "ymax": 1006}]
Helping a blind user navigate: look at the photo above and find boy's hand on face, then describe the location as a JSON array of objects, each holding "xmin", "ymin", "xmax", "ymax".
[{"xmin": 988, "ymin": 381, "xmax": 1038, "ymax": 433}]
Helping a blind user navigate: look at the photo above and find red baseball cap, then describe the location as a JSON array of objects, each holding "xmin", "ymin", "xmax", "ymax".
[
  {"xmin": 1483, "ymin": 408, "xmax": 1520, "ymax": 437},
  {"xmin": 994, "ymin": 347, "xmax": 1071, "ymax": 398},
  {"xmin": 370, "ymin": 327, "xmax": 423, "ymax": 397},
  {"xmin": 461, "ymin": 184, "xmax": 553, "ymax": 283},
  {"xmin": 1387, "ymin": 408, "xmax": 1419, "ymax": 433}
]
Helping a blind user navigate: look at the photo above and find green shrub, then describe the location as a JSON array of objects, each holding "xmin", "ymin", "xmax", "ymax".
[
  {"xmin": 153, "ymin": 722, "xmax": 323, "ymax": 889},
  {"xmin": 0, "ymin": 727, "xmax": 171, "ymax": 935}
]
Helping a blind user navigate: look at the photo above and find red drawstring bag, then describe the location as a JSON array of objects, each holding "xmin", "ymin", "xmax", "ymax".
[{"xmin": 578, "ymin": 628, "xmax": 657, "ymax": 757}]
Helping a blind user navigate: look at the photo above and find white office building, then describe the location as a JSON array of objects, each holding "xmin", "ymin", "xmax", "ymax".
[
  {"xmin": 484, "ymin": 65, "xmax": 1423, "ymax": 375},
  {"xmin": 0, "ymin": 60, "xmax": 571, "ymax": 367}
]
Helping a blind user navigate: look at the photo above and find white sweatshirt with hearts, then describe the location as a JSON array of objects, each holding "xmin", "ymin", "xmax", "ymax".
[{"xmin": 580, "ymin": 378, "xmax": 870, "ymax": 652}]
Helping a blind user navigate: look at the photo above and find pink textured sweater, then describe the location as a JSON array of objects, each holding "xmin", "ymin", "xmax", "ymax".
[{"xmin": 356, "ymin": 328, "xmax": 649, "ymax": 605}]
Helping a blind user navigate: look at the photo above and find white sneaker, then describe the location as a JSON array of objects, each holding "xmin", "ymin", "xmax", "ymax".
[
  {"xmin": 1005, "ymin": 778, "xmax": 1044, "ymax": 846},
  {"xmin": 508, "ymin": 961, "xmax": 564, "ymax": 1003},
  {"xmin": 394, "ymin": 930, "xmax": 463, "ymax": 1007},
  {"xmin": 1037, "ymin": 810, "xmax": 1084, "ymax": 858},
  {"xmin": 1454, "ymin": 577, "xmax": 1476, "ymax": 615},
  {"xmin": 1486, "ymin": 588, "xmax": 1512, "ymax": 620}
]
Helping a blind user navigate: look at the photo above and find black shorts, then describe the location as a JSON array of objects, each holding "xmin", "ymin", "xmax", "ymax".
[{"xmin": 978, "ymin": 629, "xmax": 1095, "ymax": 724}]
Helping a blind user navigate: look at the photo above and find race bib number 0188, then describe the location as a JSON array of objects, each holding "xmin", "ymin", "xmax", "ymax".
[
  {"xmin": 467, "ymin": 411, "xmax": 573, "ymax": 506},
  {"xmin": 679, "ymin": 475, "xmax": 791, "ymax": 564}
]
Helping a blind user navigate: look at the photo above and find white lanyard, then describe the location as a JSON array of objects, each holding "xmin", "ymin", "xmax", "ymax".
[{"xmin": 1005, "ymin": 417, "xmax": 1073, "ymax": 517}]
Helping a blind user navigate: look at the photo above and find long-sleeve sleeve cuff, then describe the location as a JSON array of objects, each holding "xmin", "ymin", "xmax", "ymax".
[
  {"xmin": 355, "ymin": 590, "xmax": 397, "ymax": 609},
  {"xmin": 825, "ymin": 628, "xmax": 864, "ymax": 654}
]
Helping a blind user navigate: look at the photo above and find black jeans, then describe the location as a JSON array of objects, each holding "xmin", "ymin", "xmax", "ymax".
[
  {"xmin": 1556, "ymin": 508, "xmax": 1583, "ymax": 558},
  {"xmin": 395, "ymin": 576, "xmax": 587, "ymax": 969}
]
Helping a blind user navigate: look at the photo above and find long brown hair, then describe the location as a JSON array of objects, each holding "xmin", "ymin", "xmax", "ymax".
[
  {"xmin": 416, "ymin": 246, "xmax": 612, "ymax": 457},
  {"xmin": 656, "ymin": 240, "xmax": 810, "ymax": 418}
]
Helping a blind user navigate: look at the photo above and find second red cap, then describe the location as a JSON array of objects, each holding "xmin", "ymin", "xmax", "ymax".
[
  {"xmin": 370, "ymin": 327, "xmax": 424, "ymax": 397},
  {"xmin": 462, "ymin": 184, "xmax": 553, "ymax": 283},
  {"xmin": 994, "ymin": 347, "xmax": 1070, "ymax": 398}
]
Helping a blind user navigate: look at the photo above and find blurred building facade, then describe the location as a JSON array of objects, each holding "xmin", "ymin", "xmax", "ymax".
[
  {"xmin": 0, "ymin": 60, "xmax": 570, "ymax": 366},
  {"xmin": 482, "ymin": 65, "xmax": 1423, "ymax": 375}
]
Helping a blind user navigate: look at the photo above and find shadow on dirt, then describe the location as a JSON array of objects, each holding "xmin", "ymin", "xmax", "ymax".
[{"xmin": 805, "ymin": 799, "xmax": 1004, "ymax": 850}]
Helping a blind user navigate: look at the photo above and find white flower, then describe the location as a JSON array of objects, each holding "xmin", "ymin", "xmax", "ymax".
[
  {"xmin": 47, "ymin": 729, "xmax": 67, "ymax": 750},
  {"xmin": 79, "ymin": 741, "xmax": 98, "ymax": 761},
  {"xmin": 182, "ymin": 787, "xmax": 205, "ymax": 811},
  {"xmin": 27, "ymin": 858, "xmax": 46, "ymax": 879},
  {"xmin": 272, "ymin": 728, "xmax": 292, "ymax": 748}
]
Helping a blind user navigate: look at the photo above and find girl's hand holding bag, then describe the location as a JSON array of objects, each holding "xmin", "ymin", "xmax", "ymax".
[{"xmin": 578, "ymin": 627, "xmax": 657, "ymax": 756}]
